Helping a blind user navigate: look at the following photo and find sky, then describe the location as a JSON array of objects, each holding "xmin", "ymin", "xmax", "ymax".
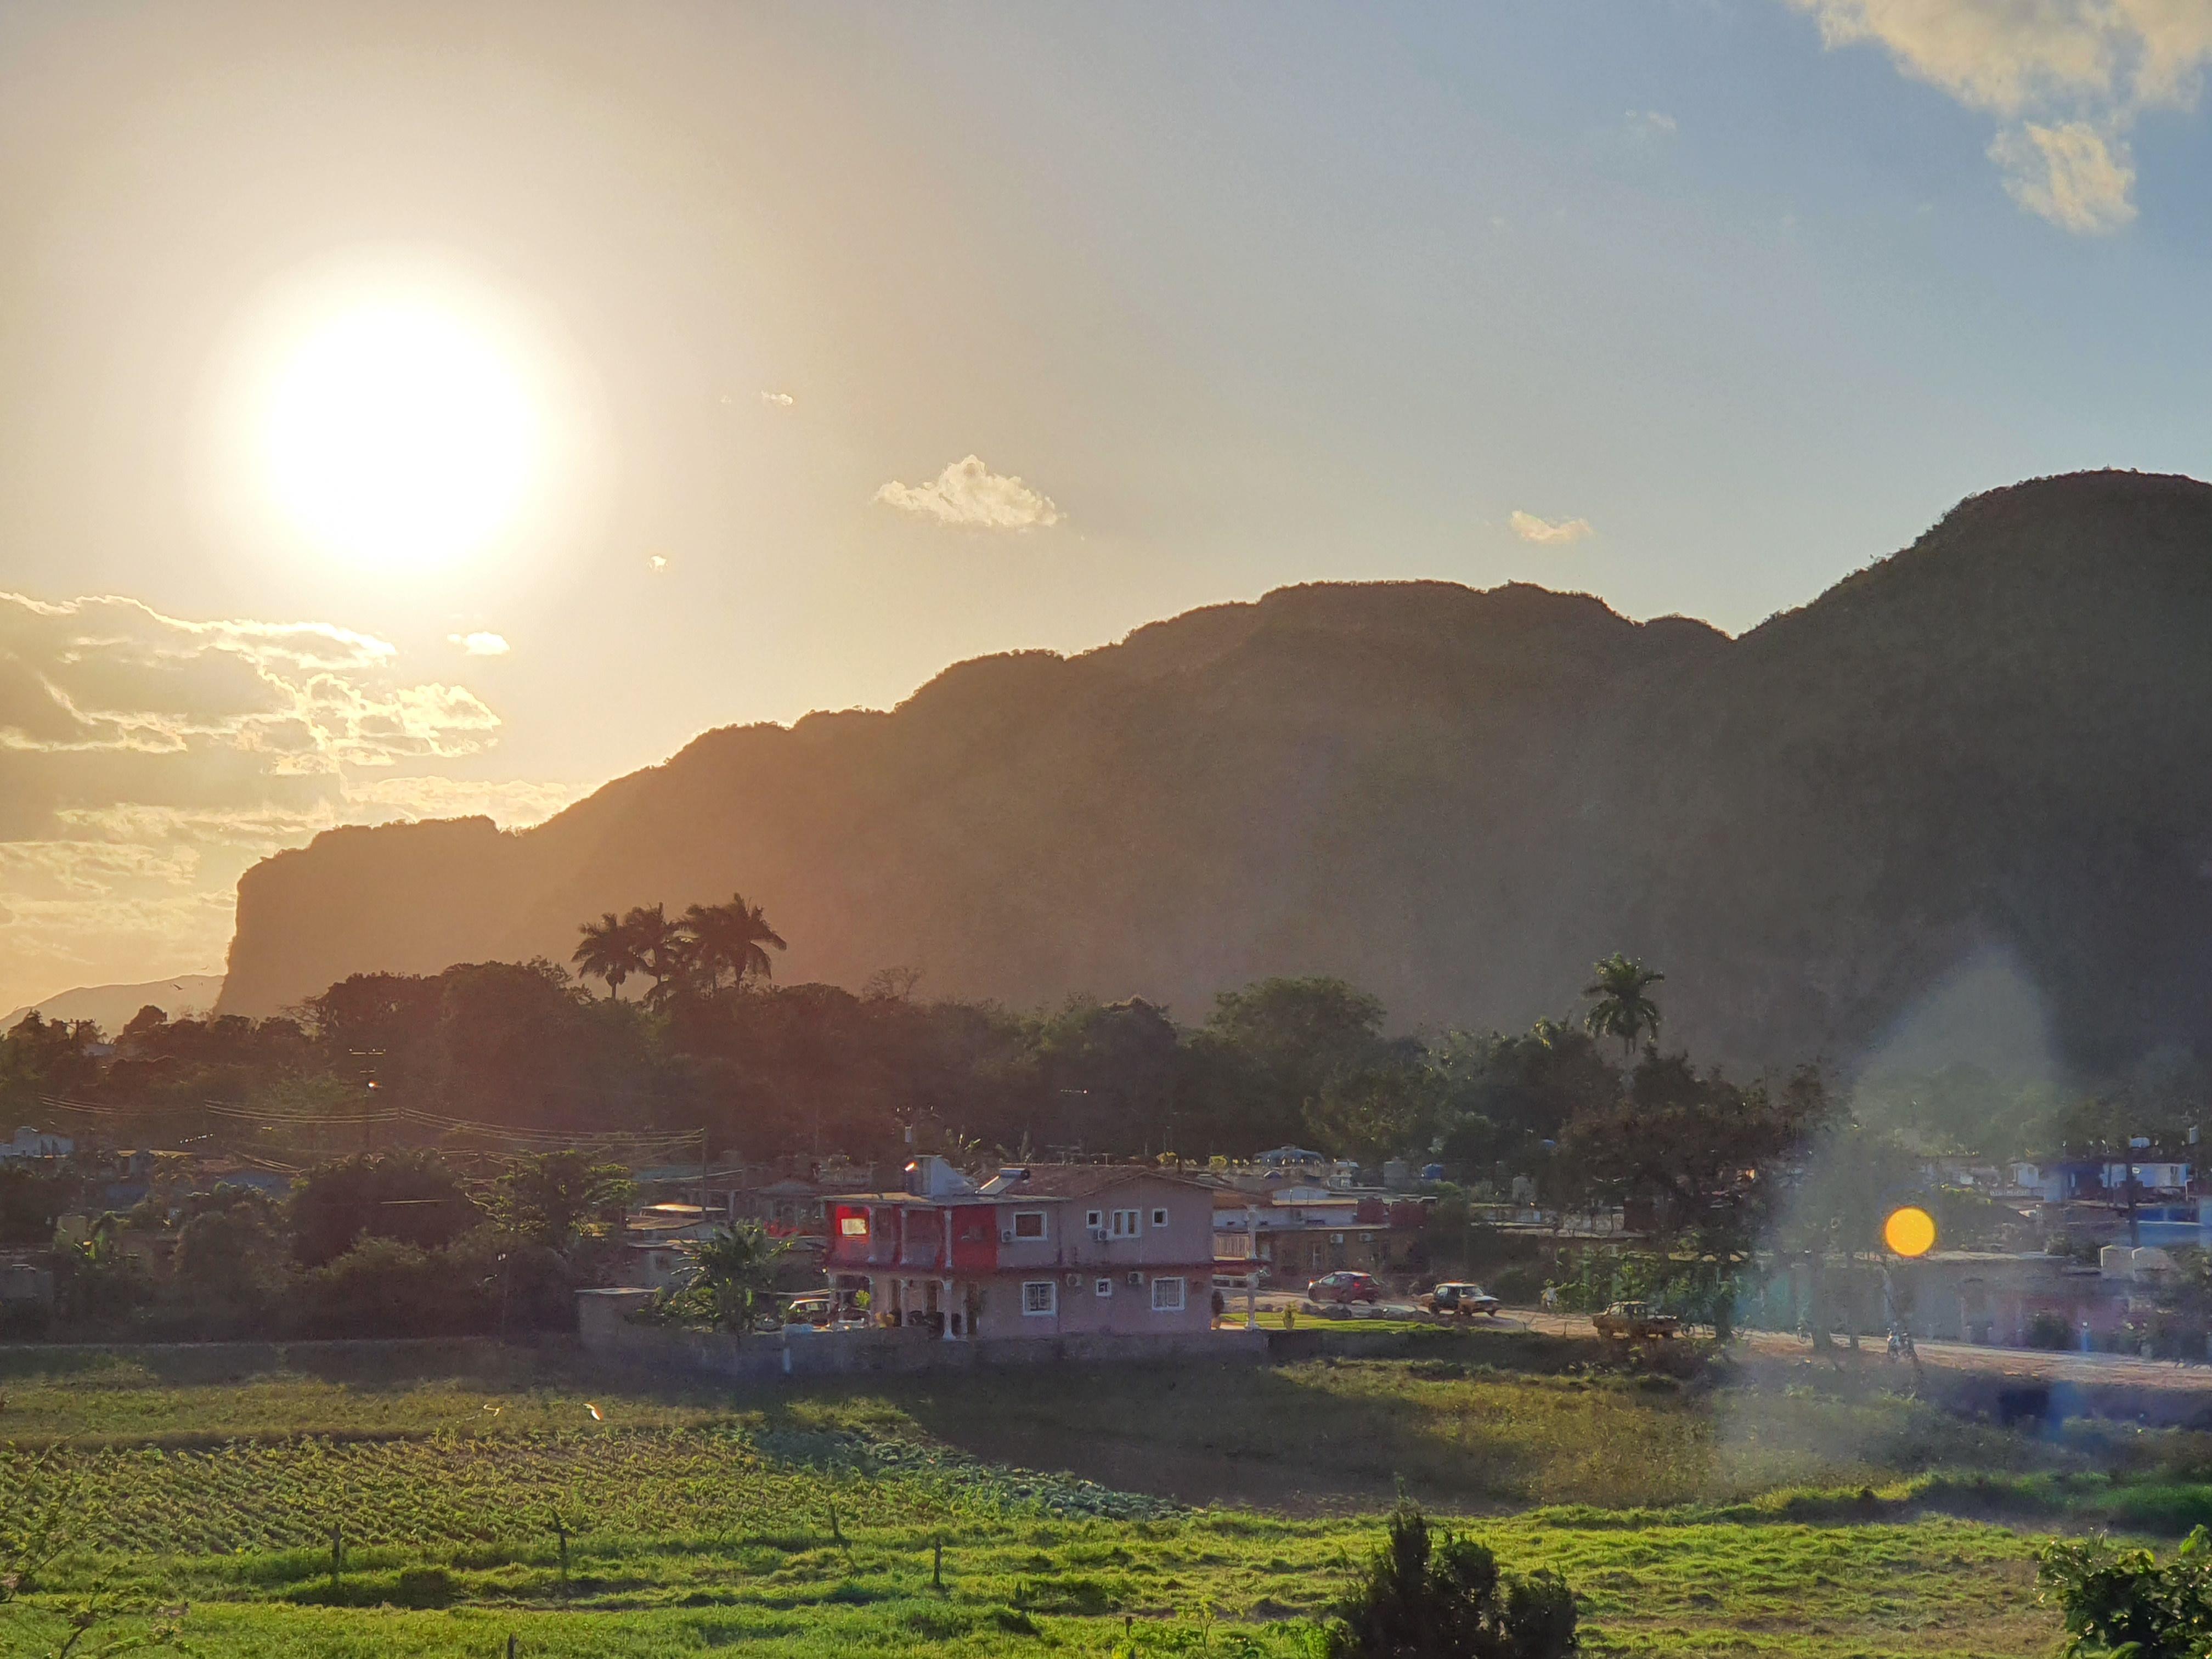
[{"xmin": 3, "ymin": 0, "xmax": 2211, "ymax": 1014}]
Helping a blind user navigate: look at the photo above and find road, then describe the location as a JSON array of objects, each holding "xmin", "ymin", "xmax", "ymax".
[{"xmin": 1232, "ymin": 1292, "xmax": 2212, "ymax": 1393}]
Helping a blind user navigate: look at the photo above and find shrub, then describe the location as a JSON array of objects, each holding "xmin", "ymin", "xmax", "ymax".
[
  {"xmin": 296, "ymin": 1237, "xmax": 495, "ymax": 1338},
  {"xmin": 2026, "ymin": 1311, "xmax": 2074, "ymax": 1351},
  {"xmin": 2039, "ymin": 1526, "xmax": 2212, "ymax": 1658},
  {"xmin": 1323, "ymin": 1499, "xmax": 1577, "ymax": 1659}
]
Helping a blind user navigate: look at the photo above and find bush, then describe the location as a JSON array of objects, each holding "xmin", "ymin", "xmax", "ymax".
[
  {"xmin": 1324, "ymin": 1499, "xmax": 1577, "ymax": 1659},
  {"xmin": 296, "ymin": 1237, "xmax": 495, "ymax": 1338},
  {"xmin": 2039, "ymin": 1526, "xmax": 2212, "ymax": 1658},
  {"xmin": 2026, "ymin": 1311, "xmax": 2074, "ymax": 1351}
]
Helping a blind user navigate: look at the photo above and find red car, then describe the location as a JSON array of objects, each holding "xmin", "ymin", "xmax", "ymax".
[{"xmin": 1305, "ymin": 1271, "xmax": 1382, "ymax": 1305}]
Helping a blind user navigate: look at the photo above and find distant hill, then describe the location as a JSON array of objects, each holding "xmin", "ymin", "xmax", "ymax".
[
  {"xmin": 218, "ymin": 471, "xmax": 2212, "ymax": 1074},
  {"xmin": 7, "ymin": 973, "xmax": 226, "ymax": 1034}
]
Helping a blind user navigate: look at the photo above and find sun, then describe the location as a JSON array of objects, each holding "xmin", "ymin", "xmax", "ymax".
[{"xmin": 260, "ymin": 299, "xmax": 543, "ymax": 569}]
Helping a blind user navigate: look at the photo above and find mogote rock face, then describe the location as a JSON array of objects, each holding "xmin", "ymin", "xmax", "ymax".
[{"xmin": 221, "ymin": 471, "xmax": 2212, "ymax": 1076}]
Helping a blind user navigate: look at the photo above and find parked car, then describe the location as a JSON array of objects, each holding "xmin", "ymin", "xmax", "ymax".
[
  {"xmin": 1305, "ymin": 1271, "xmax": 1383, "ymax": 1305},
  {"xmin": 783, "ymin": 1293, "xmax": 836, "ymax": 1326},
  {"xmin": 1421, "ymin": 1282, "xmax": 1500, "ymax": 1318},
  {"xmin": 1592, "ymin": 1300, "xmax": 1681, "ymax": 1342}
]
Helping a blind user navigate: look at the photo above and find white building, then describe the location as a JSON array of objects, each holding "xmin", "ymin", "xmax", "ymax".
[{"xmin": 0, "ymin": 1126, "xmax": 71, "ymax": 1160}]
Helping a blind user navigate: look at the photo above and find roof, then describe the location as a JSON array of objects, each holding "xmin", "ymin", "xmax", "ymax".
[{"xmin": 827, "ymin": 1164, "xmax": 1211, "ymax": 1206}]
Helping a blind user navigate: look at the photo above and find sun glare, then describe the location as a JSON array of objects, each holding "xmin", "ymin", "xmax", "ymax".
[
  {"xmin": 261, "ymin": 300, "xmax": 543, "ymax": 568},
  {"xmin": 1883, "ymin": 1205, "xmax": 1937, "ymax": 1259}
]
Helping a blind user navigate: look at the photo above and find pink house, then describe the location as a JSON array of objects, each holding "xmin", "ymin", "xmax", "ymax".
[{"xmin": 823, "ymin": 1158, "xmax": 1216, "ymax": 1340}]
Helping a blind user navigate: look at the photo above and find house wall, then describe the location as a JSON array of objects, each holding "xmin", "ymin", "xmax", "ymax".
[{"xmin": 972, "ymin": 1266, "xmax": 1212, "ymax": 1339}]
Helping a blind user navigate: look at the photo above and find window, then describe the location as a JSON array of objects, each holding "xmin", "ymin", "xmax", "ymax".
[
  {"xmin": 839, "ymin": 1214, "xmax": 868, "ymax": 1237},
  {"xmin": 1085, "ymin": 1210, "xmax": 1102, "ymax": 1229},
  {"xmin": 1109, "ymin": 1209, "xmax": 1141, "ymax": 1238},
  {"xmin": 1012, "ymin": 1210, "xmax": 1047, "ymax": 1240},
  {"xmin": 1151, "ymin": 1207, "xmax": 1169, "ymax": 1228},
  {"xmin": 1359, "ymin": 1232, "xmax": 1374, "ymax": 1243},
  {"xmin": 1022, "ymin": 1280, "xmax": 1057, "ymax": 1316},
  {"xmin": 1094, "ymin": 1277, "xmax": 1113, "ymax": 1297},
  {"xmin": 1152, "ymin": 1277, "xmax": 1186, "ymax": 1312}
]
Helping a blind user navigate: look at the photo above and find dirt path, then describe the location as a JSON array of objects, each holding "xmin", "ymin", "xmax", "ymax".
[{"xmin": 1493, "ymin": 1306, "xmax": 2212, "ymax": 1392}]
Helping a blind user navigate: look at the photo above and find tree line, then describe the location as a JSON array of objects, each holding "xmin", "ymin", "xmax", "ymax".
[{"xmin": 24, "ymin": 1148, "xmax": 637, "ymax": 1341}]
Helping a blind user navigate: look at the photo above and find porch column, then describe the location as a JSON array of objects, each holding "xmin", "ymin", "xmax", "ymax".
[{"xmin": 942, "ymin": 1278, "xmax": 957, "ymax": 1340}]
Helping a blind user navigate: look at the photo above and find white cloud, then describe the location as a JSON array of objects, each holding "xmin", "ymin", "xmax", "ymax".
[
  {"xmin": 1989, "ymin": 119, "xmax": 2137, "ymax": 232},
  {"xmin": 875, "ymin": 455, "xmax": 1063, "ymax": 531},
  {"xmin": 448, "ymin": 631, "xmax": 511, "ymax": 657},
  {"xmin": 1785, "ymin": 0, "xmax": 2212, "ymax": 231},
  {"xmin": 1626, "ymin": 109, "xmax": 1679, "ymax": 138},
  {"xmin": 0, "ymin": 590, "xmax": 544, "ymax": 1012},
  {"xmin": 647, "ymin": 555, "xmax": 668, "ymax": 573},
  {"xmin": 1510, "ymin": 510, "xmax": 1595, "ymax": 545},
  {"xmin": 761, "ymin": 390, "xmax": 795, "ymax": 407}
]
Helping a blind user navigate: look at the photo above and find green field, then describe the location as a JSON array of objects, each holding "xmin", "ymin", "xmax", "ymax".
[{"xmin": 0, "ymin": 1333, "xmax": 2146, "ymax": 1657}]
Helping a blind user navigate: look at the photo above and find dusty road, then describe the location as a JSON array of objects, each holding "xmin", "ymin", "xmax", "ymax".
[{"xmin": 1241, "ymin": 1292, "xmax": 2212, "ymax": 1393}]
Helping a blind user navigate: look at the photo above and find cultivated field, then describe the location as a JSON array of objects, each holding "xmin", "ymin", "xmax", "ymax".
[{"xmin": 0, "ymin": 1330, "xmax": 2158, "ymax": 1657}]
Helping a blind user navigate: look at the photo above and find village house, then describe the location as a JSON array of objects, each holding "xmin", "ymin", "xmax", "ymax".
[
  {"xmin": 0, "ymin": 1126, "xmax": 72, "ymax": 1161},
  {"xmin": 1211, "ymin": 1182, "xmax": 1431, "ymax": 1284},
  {"xmin": 822, "ymin": 1157, "xmax": 1215, "ymax": 1339},
  {"xmin": 617, "ymin": 1201, "xmax": 722, "ymax": 1291}
]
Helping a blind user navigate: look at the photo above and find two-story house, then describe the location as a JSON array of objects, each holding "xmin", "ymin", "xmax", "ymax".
[{"xmin": 823, "ymin": 1157, "xmax": 1216, "ymax": 1339}]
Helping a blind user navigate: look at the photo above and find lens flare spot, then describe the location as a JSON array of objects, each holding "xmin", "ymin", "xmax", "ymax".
[{"xmin": 1883, "ymin": 1205, "xmax": 1937, "ymax": 1259}]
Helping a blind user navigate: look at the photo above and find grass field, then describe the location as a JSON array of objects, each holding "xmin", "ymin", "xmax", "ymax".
[{"xmin": 0, "ymin": 1331, "xmax": 2138, "ymax": 1657}]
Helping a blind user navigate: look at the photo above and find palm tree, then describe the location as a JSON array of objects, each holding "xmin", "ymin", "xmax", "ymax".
[
  {"xmin": 572, "ymin": 912, "xmax": 637, "ymax": 1000},
  {"xmin": 676, "ymin": 893, "xmax": 787, "ymax": 993},
  {"xmin": 1582, "ymin": 954, "xmax": 1663, "ymax": 1058},
  {"xmin": 678, "ymin": 1222, "xmax": 789, "ymax": 1332},
  {"xmin": 620, "ymin": 904, "xmax": 682, "ymax": 1005}
]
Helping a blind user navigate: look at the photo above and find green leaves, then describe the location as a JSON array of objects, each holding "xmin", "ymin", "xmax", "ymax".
[{"xmin": 2040, "ymin": 1526, "xmax": 2212, "ymax": 1659}]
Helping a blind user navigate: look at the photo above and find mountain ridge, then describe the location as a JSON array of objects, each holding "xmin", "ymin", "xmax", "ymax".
[{"xmin": 218, "ymin": 470, "xmax": 2212, "ymax": 1074}]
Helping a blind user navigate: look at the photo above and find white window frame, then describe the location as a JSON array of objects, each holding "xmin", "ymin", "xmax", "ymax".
[
  {"xmin": 1109, "ymin": 1208, "xmax": 1141, "ymax": 1238},
  {"xmin": 1022, "ymin": 1280, "xmax": 1057, "ymax": 1316},
  {"xmin": 1012, "ymin": 1210, "xmax": 1048, "ymax": 1240},
  {"xmin": 1151, "ymin": 1207, "xmax": 1169, "ymax": 1228},
  {"xmin": 1094, "ymin": 1277, "xmax": 1113, "ymax": 1297},
  {"xmin": 1151, "ymin": 1276, "xmax": 1186, "ymax": 1312},
  {"xmin": 1085, "ymin": 1209, "xmax": 1102, "ymax": 1229}
]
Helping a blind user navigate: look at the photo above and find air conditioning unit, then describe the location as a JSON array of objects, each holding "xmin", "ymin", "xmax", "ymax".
[
  {"xmin": 1090, "ymin": 1227, "xmax": 1109, "ymax": 1242},
  {"xmin": 1000, "ymin": 1230, "xmax": 1014, "ymax": 1243},
  {"xmin": 1064, "ymin": 1272, "xmax": 1082, "ymax": 1287},
  {"xmin": 1127, "ymin": 1271, "xmax": 1144, "ymax": 1288}
]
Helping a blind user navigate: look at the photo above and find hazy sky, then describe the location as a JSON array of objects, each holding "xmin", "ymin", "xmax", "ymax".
[{"xmin": 3, "ymin": 0, "xmax": 2211, "ymax": 1013}]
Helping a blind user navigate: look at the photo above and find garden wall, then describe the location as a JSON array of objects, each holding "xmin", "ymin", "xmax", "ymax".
[{"xmin": 576, "ymin": 1288, "xmax": 1266, "ymax": 1379}]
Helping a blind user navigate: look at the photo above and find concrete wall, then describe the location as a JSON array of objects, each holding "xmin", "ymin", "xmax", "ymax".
[
  {"xmin": 577, "ymin": 1287, "xmax": 1262, "ymax": 1379},
  {"xmin": 973, "ymin": 1268, "xmax": 1212, "ymax": 1339}
]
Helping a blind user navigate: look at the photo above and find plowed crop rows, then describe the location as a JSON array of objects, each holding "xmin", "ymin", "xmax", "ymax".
[{"xmin": 0, "ymin": 1427, "xmax": 1173, "ymax": 1557}]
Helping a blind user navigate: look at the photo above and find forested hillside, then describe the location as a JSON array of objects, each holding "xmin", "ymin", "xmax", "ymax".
[{"xmin": 219, "ymin": 471, "xmax": 2212, "ymax": 1073}]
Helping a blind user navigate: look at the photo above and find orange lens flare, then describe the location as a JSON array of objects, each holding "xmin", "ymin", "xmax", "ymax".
[{"xmin": 1883, "ymin": 1205, "xmax": 1937, "ymax": 1259}]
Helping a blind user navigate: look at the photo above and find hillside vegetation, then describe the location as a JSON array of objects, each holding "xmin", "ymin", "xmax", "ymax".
[{"xmin": 219, "ymin": 471, "xmax": 2212, "ymax": 1073}]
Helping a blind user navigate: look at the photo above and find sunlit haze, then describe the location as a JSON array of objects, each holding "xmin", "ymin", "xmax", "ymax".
[{"xmin": 2, "ymin": 0, "xmax": 2210, "ymax": 1015}]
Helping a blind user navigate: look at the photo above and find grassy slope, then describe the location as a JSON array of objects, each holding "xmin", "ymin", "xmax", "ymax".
[{"xmin": 0, "ymin": 1335, "xmax": 2091, "ymax": 1656}]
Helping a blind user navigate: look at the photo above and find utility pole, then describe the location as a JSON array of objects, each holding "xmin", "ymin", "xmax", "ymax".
[{"xmin": 348, "ymin": 1048, "xmax": 386, "ymax": 1154}]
